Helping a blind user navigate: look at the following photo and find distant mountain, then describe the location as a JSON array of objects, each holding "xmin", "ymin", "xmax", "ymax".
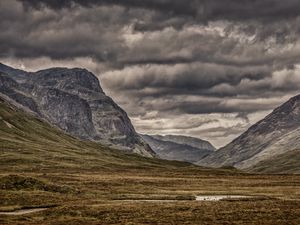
[
  {"xmin": 152, "ymin": 135, "xmax": 216, "ymax": 151},
  {"xmin": 197, "ymin": 94, "xmax": 300, "ymax": 173},
  {"xmin": 0, "ymin": 63, "xmax": 156, "ymax": 157},
  {"xmin": 141, "ymin": 134, "xmax": 215, "ymax": 163}
]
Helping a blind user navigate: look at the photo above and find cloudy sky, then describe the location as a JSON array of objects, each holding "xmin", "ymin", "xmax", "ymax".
[{"xmin": 1, "ymin": 0, "xmax": 300, "ymax": 147}]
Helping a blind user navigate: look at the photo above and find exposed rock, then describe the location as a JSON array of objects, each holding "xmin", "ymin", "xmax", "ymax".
[
  {"xmin": 197, "ymin": 94, "xmax": 300, "ymax": 170},
  {"xmin": 0, "ymin": 63, "xmax": 156, "ymax": 157},
  {"xmin": 141, "ymin": 134, "xmax": 215, "ymax": 163}
]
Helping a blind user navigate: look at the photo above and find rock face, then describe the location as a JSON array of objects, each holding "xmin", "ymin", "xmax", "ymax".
[
  {"xmin": 197, "ymin": 94, "xmax": 300, "ymax": 170},
  {"xmin": 141, "ymin": 134, "xmax": 215, "ymax": 163},
  {"xmin": 0, "ymin": 63, "xmax": 156, "ymax": 157}
]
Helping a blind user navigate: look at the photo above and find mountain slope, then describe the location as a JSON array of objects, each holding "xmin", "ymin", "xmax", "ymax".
[
  {"xmin": 0, "ymin": 96, "xmax": 297, "ymax": 225},
  {"xmin": 0, "ymin": 97, "xmax": 195, "ymax": 172},
  {"xmin": 152, "ymin": 135, "xmax": 216, "ymax": 151},
  {"xmin": 197, "ymin": 94, "xmax": 300, "ymax": 173},
  {"xmin": 141, "ymin": 134, "xmax": 215, "ymax": 163},
  {"xmin": 246, "ymin": 149, "xmax": 300, "ymax": 174},
  {"xmin": 0, "ymin": 63, "xmax": 155, "ymax": 157}
]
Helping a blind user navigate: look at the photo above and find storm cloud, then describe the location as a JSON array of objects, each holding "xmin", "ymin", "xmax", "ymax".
[
  {"xmin": 1, "ymin": 0, "xmax": 300, "ymax": 147},
  {"xmin": 18, "ymin": 0, "xmax": 300, "ymax": 21}
]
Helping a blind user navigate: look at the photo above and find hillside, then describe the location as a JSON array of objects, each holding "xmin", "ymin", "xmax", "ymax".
[
  {"xmin": 0, "ymin": 63, "xmax": 155, "ymax": 157},
  {"xmin": 0, "ymin": 97, "xmax": 299, "ymax": 225},
  {"xmin": 246, "ymin": 149, "xmax": 300, "ymax": 174},
  {"xmin": 142, "ymin": 134, "xmax": 215, "ymax": 163},
  {"xmin": 0, "ymin": 97, "xmax": 194, "ymax": 173},
  {"xmin": 197, "ymin": 94, "xmax": 300, "ymax": 174}
]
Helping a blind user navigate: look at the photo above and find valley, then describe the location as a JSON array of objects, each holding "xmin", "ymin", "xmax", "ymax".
[
  {"xmin": 1, "ymin": 1, "xmax": 300, "ymax": 224},
  {"xmin": 0, "ymin": 97, "xmax": 299, "ymax": 225}
]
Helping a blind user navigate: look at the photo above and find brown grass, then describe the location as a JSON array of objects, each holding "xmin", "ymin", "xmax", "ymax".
[
  {"xmin": 0, "ymin": 98, "xmax": 299, "ymax": 224},
  {"xmin": 0, "ymin": 170, "xmax": 299, "ymax": 225}
]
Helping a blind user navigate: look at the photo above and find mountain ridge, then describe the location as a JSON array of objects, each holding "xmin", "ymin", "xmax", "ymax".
[
  {"xmin": 0, "ymin": 63, "xmax": 156, "ymax": 157},
  {"xmin": 151, "ymin": 134, "xmax": 216, "ymax": 151},
  {"xmin": 141, "ymin": 134, "xmax": 215, "ymax": 163},
  {"xmin": 197, "ymin": 94, "xmax": 300, "ymax": 173}
]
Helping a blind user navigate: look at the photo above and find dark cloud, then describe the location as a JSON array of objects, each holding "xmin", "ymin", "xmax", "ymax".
[
  {"xmin": 18, "ymin": 0, "xmax": 300, "ymax": 22},
  {"xmin": 18, "ymin": 0, "xmax": 198, "ymax": 17},
  {"xmin": 103, "ymin": 63, "xmax": 270, "ymax": 91},
  {"xmin": 0, "ymin": 2, "xmax": 129, "ymax": 61},
  {"xmin": 102, "ymin": 62, "xmax": 300, "ymax": 101},
  {"xmin": 2, "ymin": 1, "xmax": 300, "ymax": 66},
  {"xmin": 160, "ymin": 99, "xmax": 274, "ymax": 115},
  {"xmin": 2, "ymin": 0, "xmax": 300, "ymax": 146},
  {"xmin": 122, "ymin": 94, "xmax": 284, "ymax": 116}
]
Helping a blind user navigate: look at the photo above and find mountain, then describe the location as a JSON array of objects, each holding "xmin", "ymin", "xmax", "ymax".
[
  {"xmin": 141, "ymin": 134, "xmax": 215, "ymax": 163},
  {"xmin": 152, "ymin": 135, "xmax": 216, "ymax": 151},
  {"xmin": 197, "ymin": 94, "xmax": 300, "ymax": 173},
  {"xmin": 0, "ymin": 95, "xmax": 237, "ymax": 173},
  {"xmin": 0, "ymin": 63, "xmax": 155, "ymax": 157},
  {"xmin": 246, "ymin": 149, "xmax": 300, "ymax": 174},
  {"xmin": 0, "ymin": 96, "xmax": 197, "ymax": 172}
]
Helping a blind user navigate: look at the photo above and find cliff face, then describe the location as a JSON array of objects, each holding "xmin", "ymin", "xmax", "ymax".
[
  {"xmin": 0, "ymin": 63, "xmax": 156, "ymax": 157},
  {"xmin": 197, "ymin": 94, "xmax": 300, "ymax": 170}
]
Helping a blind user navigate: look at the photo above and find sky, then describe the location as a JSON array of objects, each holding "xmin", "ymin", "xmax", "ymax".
[{"xmin": 1, "ymin": 0, "xmax": 300, "ymax": 148}]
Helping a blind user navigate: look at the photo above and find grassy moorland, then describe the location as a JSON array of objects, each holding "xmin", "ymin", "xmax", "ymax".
[{"xmin": 0, "ymin": 98, "xmax": 299, "ymax": 225}]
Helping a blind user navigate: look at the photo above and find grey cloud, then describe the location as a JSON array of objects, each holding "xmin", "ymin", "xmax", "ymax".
[
  {"xmin": 2, "ymin": 0, "xmax": 300, "ymax": 146},
  {"xmin": 2, "ymin": 1, "xmax": 300, "ymax": 68},
  {"xmin": 102, "ymin": 63, "xmax": 271, "ymax": 96},
  {"xmin": 102, "ymin": 61, "xmax": 300, "ymax": 107},
  {"xmin": 134, "ymin": 117, "xmax": 219, "ymax": 131},
  {"xmin": 0, "ymin": 2, "xmax": 131, "ymax": 63},
  {"xmin": 18, "ymin": 0, "xmax": 300, "ymax": 22},
  {"xmin": 141, "ymin": 96, "xmax": 282, "ymax": 115}
]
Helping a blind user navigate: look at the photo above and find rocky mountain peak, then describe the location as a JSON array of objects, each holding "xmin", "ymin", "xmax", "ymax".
[
  {"xmin": 272, "ymin": 94, "xmax": 300, "ymax": 115},
  {"xmin": 32, "ymin": 67, "xmax": 104, "ymax": 93},
  {"xmin": 0, "ymin": 63, "xmax": 156, "ymax": 158},
  {"xmin": 247, "ymin": 94, "xmax": 300, "ymax": 137},
  {"xmin": 0, "ymin": 63, "xmax": 28, "ymax": 82}
]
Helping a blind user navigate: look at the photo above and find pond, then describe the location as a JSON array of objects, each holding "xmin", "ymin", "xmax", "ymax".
[{"xmin": 196, "ymin": 195, "xmax": 252, "ymax": 201}]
